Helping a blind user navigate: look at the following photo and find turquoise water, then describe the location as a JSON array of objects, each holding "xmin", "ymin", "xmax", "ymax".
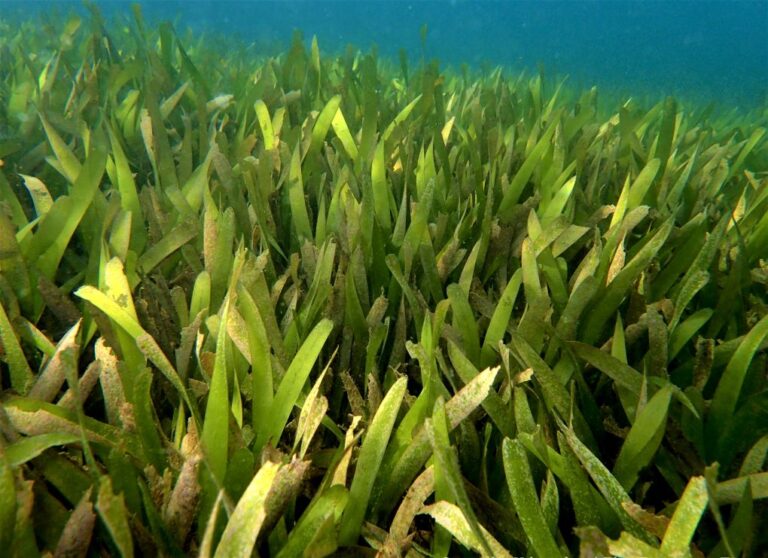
[{"xmin": 4, "ymin": 0, "xmax": 767, "ymax": 109}]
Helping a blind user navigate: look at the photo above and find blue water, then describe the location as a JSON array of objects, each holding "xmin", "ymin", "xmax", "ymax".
[{"xmin": 3, "ymin": 0, "xmax": 767, "ymax": 109}]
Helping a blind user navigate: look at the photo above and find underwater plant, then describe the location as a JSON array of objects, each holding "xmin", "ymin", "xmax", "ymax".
[{"xmin": 0, "ymin": 6, "xmax": 767, "ymax": 557}]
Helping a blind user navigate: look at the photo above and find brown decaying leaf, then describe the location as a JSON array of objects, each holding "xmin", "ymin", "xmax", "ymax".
[
  {"xmin": 54, "ymin": 488, "xmax": 96, "ymax": 558},
  {"xmin": 28, "ymin": 320, "xmax": 81, "ymax": 403}
]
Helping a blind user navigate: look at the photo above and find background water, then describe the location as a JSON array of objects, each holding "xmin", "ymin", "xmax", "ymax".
[{"xmin": 3, "ymin": 0, "xmax": 767, "ymax": 110}]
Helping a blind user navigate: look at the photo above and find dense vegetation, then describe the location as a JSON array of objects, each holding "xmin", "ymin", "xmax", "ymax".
[{"xmin": 1, "ymin": 7, "xmax": 767, "ymax": 557}]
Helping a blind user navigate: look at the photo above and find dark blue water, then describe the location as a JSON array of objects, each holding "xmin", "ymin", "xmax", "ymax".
[{"xmin": 4, "ymin": 0, "xmax": 767, "ymax": 109}]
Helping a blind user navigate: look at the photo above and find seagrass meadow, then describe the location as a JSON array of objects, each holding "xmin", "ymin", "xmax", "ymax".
[{"xmin": 0, "ymin": 8, "xmax": 767, "ymax": 558}]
